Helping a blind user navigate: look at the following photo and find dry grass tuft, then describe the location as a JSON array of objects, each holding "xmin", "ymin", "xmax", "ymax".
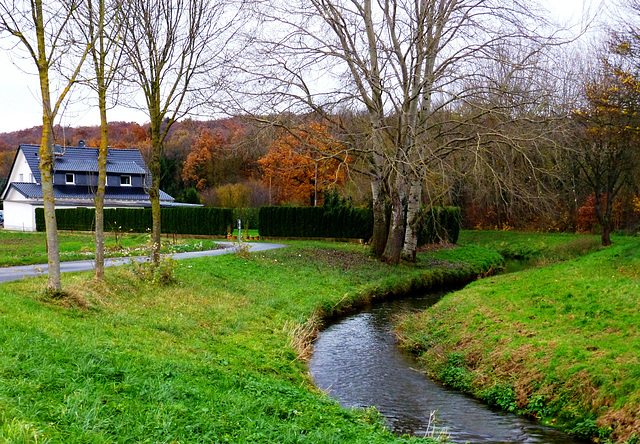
[
  {"xmin": 40, "ymin": 287, "xmax": 91, "ymax": 310},
  {"xmin": 285, "ymin": 311, "xmax": 323, "ymax": 361},
  {"xmin": 598, "ymin": 407, "xmax": 640, "ymax": 443}
]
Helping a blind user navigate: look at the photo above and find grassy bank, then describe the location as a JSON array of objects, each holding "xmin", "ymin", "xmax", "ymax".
[
  {"xmin": 397, "ymin": 233, "xmax": 640, "ymax": 442},
  {"xmin": 0, "ymin": 231, "xmax": 221, "ymax": 267},
  {"xmin": 0, "ymin": 240, "xmax": 501, "ymax": 443}
]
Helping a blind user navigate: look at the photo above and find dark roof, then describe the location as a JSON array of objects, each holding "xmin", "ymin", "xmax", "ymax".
[
  {"xmin": 54, "ymin": 159, "xmax": 146, "ymax": 174},
  {"xmin": 19, "ymin": 144, "xmax": 149, "ymax": 182},
  {"xmin": 8, "ymin": 183, "xmax": 174, "ymax": 202}
]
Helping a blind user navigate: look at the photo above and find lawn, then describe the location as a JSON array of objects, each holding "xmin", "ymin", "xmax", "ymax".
[
  {"xmin": 0, "ymin": 230, "xmax": 222, "ymax": 267},
  {"xmin": 0, "ymin": 239, "xmax": 502, "ymax": 443},
  {"xmin": 397, "ymin": 233, "xmax": 640, "ymax": 442}
]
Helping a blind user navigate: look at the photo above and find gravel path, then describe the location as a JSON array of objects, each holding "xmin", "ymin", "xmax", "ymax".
[{"xmin": 0, "ymin": 242, "xmax": 289, "ymax": 284}]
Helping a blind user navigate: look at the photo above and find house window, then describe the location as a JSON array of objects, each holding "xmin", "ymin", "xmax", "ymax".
[
  {"xmin": 120, "ymin": 175, "xmax": 131, "ymax": 186},
  {"xmin": 19, "ymin": 173, "xmax": 23, "ymax": 181},
  {"xmin": 29, "ymin": 173, "xmax": 33, "ymax": 183},
  {"xmin": 65, "ymin": 173, "xmax": 75, "ymax": 184}
]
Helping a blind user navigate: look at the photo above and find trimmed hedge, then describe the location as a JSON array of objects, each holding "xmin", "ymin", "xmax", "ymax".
[
  {"xmin": 258, "ymin": 206, "xmax": 374, "ymax": 239},
  {"xmin": 417, "ymin": 206, "xmax": 462, "ymax": 245},
  {"xmin": 35, "ymin": 207, "xmax": 233, "ymax": 236},
  {"xmin": 232, "ymin": 208, "xmax": 259, "ymax": 231}
]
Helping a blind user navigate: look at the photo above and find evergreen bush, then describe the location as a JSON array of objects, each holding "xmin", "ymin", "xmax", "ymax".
[{"xmin": 417, "ymin": 206, "xmax": 462, "ymax": 245}]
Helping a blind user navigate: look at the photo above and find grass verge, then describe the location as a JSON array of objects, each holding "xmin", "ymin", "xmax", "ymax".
[
  {"xmin": 0, "ymin": 240, "xmax": 501, "ymax": 443},
  {"xmin": 397, "ymin": 233, "xmax": 640, "ymax": 443},
  {"xmin": 0, "ymin": 231, "xmax": 221, "ymax": 267}
]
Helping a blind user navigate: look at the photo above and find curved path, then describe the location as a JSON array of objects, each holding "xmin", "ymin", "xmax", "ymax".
[{"xmin": 0, "ymin": 242, "xmax": 289, "ymax": 284}]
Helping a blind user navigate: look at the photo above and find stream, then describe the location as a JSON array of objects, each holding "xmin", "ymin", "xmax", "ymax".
[{"xmin": 308, "ymin": 291, "xmax": 588, "ymax": 443}]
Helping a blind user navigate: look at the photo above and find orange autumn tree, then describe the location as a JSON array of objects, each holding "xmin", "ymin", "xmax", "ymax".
[
  {"xmin": 259, "ymin": 123, "xmax": 349, "ymax": 206},
  {"xmin": 573, "ymin": 67, "xmax": 640, "ymax": 246},
  {"xmin": 182, "ymin": 130, "xmax": 227, "ymax": 191}
]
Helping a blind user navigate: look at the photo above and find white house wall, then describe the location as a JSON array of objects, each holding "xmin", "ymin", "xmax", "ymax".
[
  {"xmin": 3, "ymin": 201, "xmax": 37, "ymax": 231},
  {"xmin": 7, "ymin": 150, "xmax": 36, "ymax": 185}
]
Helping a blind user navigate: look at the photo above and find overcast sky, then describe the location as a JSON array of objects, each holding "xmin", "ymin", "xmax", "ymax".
[{"xmin": 0, "ymin": 0, "xmax": 608, "ymax": 134}]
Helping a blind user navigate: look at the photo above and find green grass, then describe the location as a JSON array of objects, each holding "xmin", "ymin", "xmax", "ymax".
[
  {"xmin": 459, "ymin": 230, "xmax": 602, "ymax": 261},
  {"xmin": 398, "ymin": 232, "xmax": 640, "ymax": 442},
  {"xmin": 0, "ymin": 240, "xmax": 502, "ymax": 443},
  {"xmin": 0, "ymin": 231, "xmax": 221, "ymax": 267}
]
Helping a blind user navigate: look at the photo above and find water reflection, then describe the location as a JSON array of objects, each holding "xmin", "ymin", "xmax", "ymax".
[{"xmin": 309, "ymin": 293, "xmax": 587, "ymax": 443}]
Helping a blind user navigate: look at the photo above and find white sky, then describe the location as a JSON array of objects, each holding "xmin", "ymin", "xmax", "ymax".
[{"xmin": 0, "ymin": 0, "xmax": 608, "ymax": 134}]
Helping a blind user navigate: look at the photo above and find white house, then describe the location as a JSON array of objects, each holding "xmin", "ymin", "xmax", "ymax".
[{"xmin": 1, "ymin": 143, "xmax": 175, "ymax": 231}]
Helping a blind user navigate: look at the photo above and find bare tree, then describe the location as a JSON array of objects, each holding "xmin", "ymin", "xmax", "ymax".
[
  {"xmin": 117, "ymin": 0, "xmax": 238, "ymax": 265},
  {"xmin": 239, "ymin": 0, "xmax": 561, "ymax": 263},
  {"xmin": 0, "ymin": 0, "xmax": 91, "ymax": 291},
  {"xmin": 444, "ymin": 40, "xmax": 571, "ymax": 230},
  {"xmin": 75, "ymin": 0, "xmax": 126, "ymax": 279}
]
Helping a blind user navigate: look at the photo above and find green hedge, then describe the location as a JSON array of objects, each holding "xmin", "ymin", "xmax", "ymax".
[
  {"xmin": 417, "ymin": 206, "xmax": 461, "ymax": 245},
  {"xmin": 258, "ymin": 206, "xmax": 373, "ymax": 239},
  {"xmin": 232, "ymin": 208, "xmax": 259, "ymax": 231},
  {"xmin": 36, "ymin": 207, "xmax": 233, "ymax": 236}
]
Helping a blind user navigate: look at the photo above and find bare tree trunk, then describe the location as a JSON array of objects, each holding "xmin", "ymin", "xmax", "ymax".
[
  {"xmin": 1, "ymin": 0, "xmax": 92, "ymax": 292},
  {"xmin": 382, "ymin": 173, "xmax": 407, "ymax": 264},
  {"xmin": 87, "ymin": 0, "xmax": 117, "ymax": 280},
  {"xmin": 39, "ymin": 111, "xmax": 61, "ymax": 292},
  {"xmin": 35, "ymin": 4, "xmax": 61, "ymax": 292},
  {"xmin": 94, "ymin": 89, "xmax": 108, "ymax": 279},
  {"xmin": 402, "ymin": 178, "xmax": 422, "ymax": 261},
  {"xmin": 149, "ymin": 122, "xmax": 162, "ymax": 265},
  {"xmin": 601, "ymin": 223, "xmax": 612, "ymax": 246},
  {"xmin": 370, "ymin": 174, "xmax": 388, "ymax": 257}
]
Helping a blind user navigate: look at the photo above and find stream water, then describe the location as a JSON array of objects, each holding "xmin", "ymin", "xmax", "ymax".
[{"xmin": 308, "ymin": 291, "xmax": 588, "ymax": 443}]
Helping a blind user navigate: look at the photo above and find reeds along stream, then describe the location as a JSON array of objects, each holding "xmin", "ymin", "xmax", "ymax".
[{"xmin": 308, "ymin": 291, "xmax": 588, "ymax": 443}]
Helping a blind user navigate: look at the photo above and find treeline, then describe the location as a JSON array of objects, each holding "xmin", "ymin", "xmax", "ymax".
[{"xmin": 5, "ymin": 108, "xmax": 640, "ymax": 241}]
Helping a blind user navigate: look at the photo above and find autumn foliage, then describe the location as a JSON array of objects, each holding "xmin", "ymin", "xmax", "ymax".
[
  {"xmin": 182, "ymin": 130, "xmax": 227, "ymax": 191},
  {"xmin": 575, "ymin": 194, "xmax": 625, "ymax": 233},
  {"xmin": 572, "ymin": 68, "xmax": 640, "ymax": 244},
  {"xmin": 258, "ymin": 123, "xmax": 349, "ymax": 206}
]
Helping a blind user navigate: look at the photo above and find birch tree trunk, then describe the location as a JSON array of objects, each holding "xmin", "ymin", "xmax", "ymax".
[{"xmin": 402, "ymin": 178, "xmax": 422, "ymax": 261}]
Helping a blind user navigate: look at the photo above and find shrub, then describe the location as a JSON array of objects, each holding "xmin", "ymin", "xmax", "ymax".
[
  {"xmin": 569, "ymin": 418, "xmax": 600, "ymax": 440},
  {"xmin": 417, "ymin": 206, "xmax": 462, "ymax": 245},
  {"xmin": 482, "ymin": 383, "xmax": 517, "ymax": 412},
  {"xmin": 437, "ymin": 353, "xmax": 472, "ymax": 392},
  {"xmin": 129, "ymin": 256, "xmax": 177, "ymax": 286}
]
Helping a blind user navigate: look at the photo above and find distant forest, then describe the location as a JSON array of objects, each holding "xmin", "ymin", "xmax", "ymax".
[
  {"xmin": 0, "ymin": 116, "xmax": 369, "ymax": 210},
  {"xmin": 1, "ymin": 118, "xmax": 275, "ymax": 208},
  {"xmin": 2, "ymin": 113, "xmax": 639, "ymax": 237}
]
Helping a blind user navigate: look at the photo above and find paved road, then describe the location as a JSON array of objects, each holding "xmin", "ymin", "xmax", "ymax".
[{"xmin": 0, "ymin": 242, "xmax": 289, "ymax": 284}]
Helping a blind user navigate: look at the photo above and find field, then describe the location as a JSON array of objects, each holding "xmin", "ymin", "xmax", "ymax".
[
  {"xmin": 398, "ymin": 232, "xmax": 640, "ymax": 442},
  {"xmin": 0, "ymin": 238, "xmax": 502, "ymax": 443}
]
